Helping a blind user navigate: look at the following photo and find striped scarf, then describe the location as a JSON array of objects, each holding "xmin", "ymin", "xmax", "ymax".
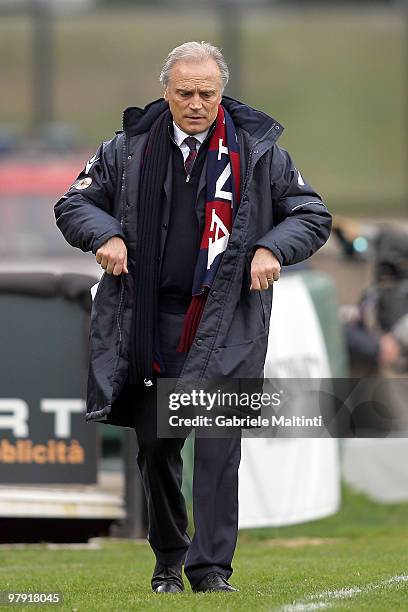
[{"xmin": 176, "ymin": 104, "xmax": 241, "ymax": 353}]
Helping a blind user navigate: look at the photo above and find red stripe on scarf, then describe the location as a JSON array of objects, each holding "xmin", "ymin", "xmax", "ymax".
[
  {"xmin": 153, "ymin": 360, "xmax": 162, "ymax": 373},
  {"xmin": 199, "ymin": 201, "xmax": 232, "ymax": 248},
  {"xmin": 208, "ymin": 113, "xmax": 226, "ymax": 151},
  {"xmin": 176, "ymin": 294, "xmax": 207, "ymax": 353},
  {"xmin": 230, "ymin": 151, "xmax": 241, "ymax": 202}
]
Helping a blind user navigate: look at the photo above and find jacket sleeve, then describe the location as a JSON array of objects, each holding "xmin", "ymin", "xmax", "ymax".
[
  {"xmin": 253, "ymin": 145, "xmax": 332, "ymax": 266},
  {"xmin": 54, "ymin": 134, "xmax": 126, "ymax": 254}
]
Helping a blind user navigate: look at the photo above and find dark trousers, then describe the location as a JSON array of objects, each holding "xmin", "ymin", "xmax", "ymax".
[{"xmin": 133, "ymin": 310, "xmax": 242, "ymax": 587}]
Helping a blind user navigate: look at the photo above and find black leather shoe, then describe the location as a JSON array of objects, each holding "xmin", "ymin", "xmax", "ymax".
[
  {"xmin": 193, "ymin": 572, "xmax": 239, "ymax": 592},
  {"xmin": 151, "ymin": 562, "xmax": 184, "ymax": 594},
  {"xmin": 154, "ymin": 582, "xmax": 183, "ymax": 593}
]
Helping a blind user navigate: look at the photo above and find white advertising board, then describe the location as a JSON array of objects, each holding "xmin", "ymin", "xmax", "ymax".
[{"xmin": 238, "ymin": 274, "xmax": 340, "ymax": 527}]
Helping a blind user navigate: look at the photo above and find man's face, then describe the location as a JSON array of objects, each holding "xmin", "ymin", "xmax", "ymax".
[{"xmin": 164, "ymin": 58, "xmax": 223, "ymax": 134}]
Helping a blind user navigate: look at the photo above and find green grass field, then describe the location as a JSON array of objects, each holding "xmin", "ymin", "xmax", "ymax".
[
  {"xmin": 0, "ymin": 7, "xmax": 405, "ymax": 215},
  {"xmin": 1, "ymin": 486, "xmax": 407, "ymax": 611}
]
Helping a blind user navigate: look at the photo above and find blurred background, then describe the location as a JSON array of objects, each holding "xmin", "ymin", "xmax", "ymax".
[
  {"xmin": 0, "ymin": 0, "xmax": 407, "ymax": 550},
  {"xmin": 0, "ymin": 0, "xmax": 406, "ymax": 289}
]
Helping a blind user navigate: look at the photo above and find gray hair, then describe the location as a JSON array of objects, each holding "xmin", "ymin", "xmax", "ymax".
[{"xmin": 159, "ymin": 41, "xmax": 229, "ymax": 92}]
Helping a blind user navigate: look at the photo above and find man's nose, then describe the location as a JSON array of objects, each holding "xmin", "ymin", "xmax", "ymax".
[{"xmin": 189, "ymin": 93, "xmax": 202, "ymax": 110}]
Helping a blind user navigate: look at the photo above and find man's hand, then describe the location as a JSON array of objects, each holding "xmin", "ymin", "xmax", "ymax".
[
  {"xmin": 95, "ymin": 236, "xmax": 128, "ymax": 275},
  {"xmin": 250, "ymin": 247, "xmax": 281, "ymax": 291},
  {"xmin": 378, "ymin": 333, "xmax": 400, "ymax": 368}
]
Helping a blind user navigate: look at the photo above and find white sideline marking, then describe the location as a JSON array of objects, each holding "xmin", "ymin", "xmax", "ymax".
[
  {"xmin": 280, "ymin": 574, "xmax": 408, "ymax": 611},
  {"xmin": 281, "ymin": 604, "xmax": 330, "ymax": 611}
]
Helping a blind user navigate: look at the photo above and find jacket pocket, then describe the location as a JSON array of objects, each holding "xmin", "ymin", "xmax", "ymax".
[
  {"xmin": 245, "ymin": 250, "xmax": 271, "ymax": 332},
  {"xmin": 89, "ymin": 272, "xmax": 122, "ymax": 349},
  {"xmin": 258, "ymin": 291, "xmax": 266, "ymax": 328},
  {"xmin": 211, "ymin": 335, "xmax": 268, "ymax": 377}
]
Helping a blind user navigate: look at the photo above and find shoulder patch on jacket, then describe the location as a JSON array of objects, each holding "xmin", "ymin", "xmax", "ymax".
[{"xmin": 71, "ymin": 177, "xmax": 93, "ymax": 190}]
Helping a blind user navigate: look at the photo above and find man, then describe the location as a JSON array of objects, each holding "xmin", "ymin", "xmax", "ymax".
[{"xmin": 54, "ymin": 41, "xmax": 331, "ymax": 594}]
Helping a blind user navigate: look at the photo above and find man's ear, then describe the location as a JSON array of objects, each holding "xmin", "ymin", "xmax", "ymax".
[{"xmin": 164, "ymin": 89, "xmax": 168, "ymax": 101}]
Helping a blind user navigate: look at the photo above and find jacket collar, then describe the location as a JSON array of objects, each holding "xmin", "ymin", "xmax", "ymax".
[
  {"xmin": 221, "ymin": 95, "xmax": 284, "ymax": 144},
  {"xmin": 122, "ymin": 96, "xmax": 284, "ymax": 144},
  {"xmin": 122, "ymin": 98, "xmax": 168, "ymax": 136}
]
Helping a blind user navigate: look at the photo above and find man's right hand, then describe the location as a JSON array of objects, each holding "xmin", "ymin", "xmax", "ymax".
[{"xmin": 95, "ymin": 236, "xmax": 128, "ymax": 275}]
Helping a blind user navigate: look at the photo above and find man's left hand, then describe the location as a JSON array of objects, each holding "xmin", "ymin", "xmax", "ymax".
[{"xmin": 250, "ymin": 247, "xmax": 281, "ymax": 291}]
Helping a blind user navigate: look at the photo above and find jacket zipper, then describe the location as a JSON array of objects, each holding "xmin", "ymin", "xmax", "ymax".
[
  {"xmin": 110, "ymin": 132, "xmax": 127, "ymax": 403},
  {"xmin": 241, "ymin": 123, "xmax": 277, "ymax": 198},
  {"xmin": 243, "ymin": 125, "xmax": 277, "ymax": 332},
  {"xmin": 117, "ymin": 133, "xmax": 127, "ymax": 343}
]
